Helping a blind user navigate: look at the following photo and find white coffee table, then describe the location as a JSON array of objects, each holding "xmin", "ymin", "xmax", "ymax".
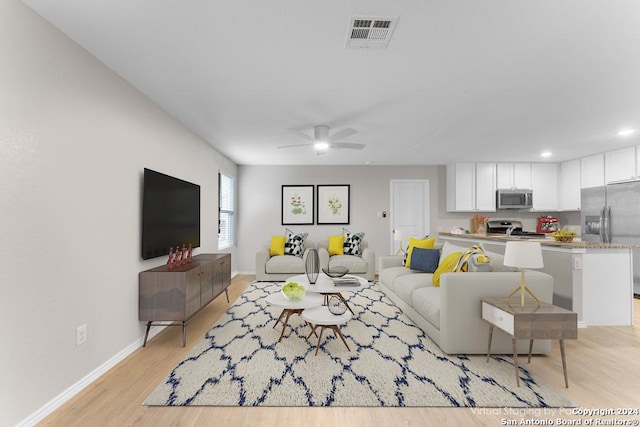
[
  {"xmin": 287, "ymin": 273, "xmax": 365, "ymax": 315},
  {"xmin": 301, "ymin": 305, "xmax": 352, "ymax": 355},
  {"xmin": 265, "ymin": 292, "xmax": 323, "ymax": 342}
]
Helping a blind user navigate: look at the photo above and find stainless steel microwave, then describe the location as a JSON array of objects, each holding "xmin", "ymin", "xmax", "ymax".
[{"xmin": 496, "ymin": 189, "xmax": 533, "ymax": 209}]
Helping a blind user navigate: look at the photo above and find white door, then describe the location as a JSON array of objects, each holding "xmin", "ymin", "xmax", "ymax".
[{"xmin": 390, "ymin": 180, "xmax": 430, "ymax": 254}]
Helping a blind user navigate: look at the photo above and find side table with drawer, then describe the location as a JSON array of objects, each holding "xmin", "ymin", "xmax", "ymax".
[{"xmin": 482, "ymin": 297, "xmax": 578, "ymax": 388}]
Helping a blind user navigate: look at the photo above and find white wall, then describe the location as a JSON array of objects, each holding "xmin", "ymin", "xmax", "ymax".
[
  {"xmin": 0, "ymin": 1, "xmax": 236, "ymax": 425},
  {"xmin": 237, "ymin": 165, "xmax": 444, "ymax": 272}
]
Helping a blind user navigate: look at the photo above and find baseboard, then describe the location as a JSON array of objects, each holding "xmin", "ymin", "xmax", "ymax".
[{"xmin": 17, "ymin": 324, "xmax": 166, "ymax": 427}]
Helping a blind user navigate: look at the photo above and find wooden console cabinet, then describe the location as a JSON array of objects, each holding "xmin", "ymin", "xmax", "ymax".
[{"xmin": 139, "ymin": 253, "xmax": 231, "ymax": 347}]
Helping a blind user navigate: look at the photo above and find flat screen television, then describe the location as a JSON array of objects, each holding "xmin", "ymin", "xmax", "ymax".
[{"xmin": 141, "ymin": 168, "xmax": 200, "ymax": 260}]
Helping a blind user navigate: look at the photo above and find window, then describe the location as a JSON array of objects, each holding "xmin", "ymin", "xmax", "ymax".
[{"xmin": 218, "ymin": 172, "xmax": 235, "ymax": 250}]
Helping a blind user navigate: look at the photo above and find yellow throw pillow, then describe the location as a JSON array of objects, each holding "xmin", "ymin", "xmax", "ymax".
[
  {"xmin": 405, "ymin": 237, "xmax": 436, "ymax": 267},
  {"xmin": 269, "ymin": 235, "xmax": 286, "ymax": 256},
  {"xmin": 432, "ymin": 251, "xmax": 462, "ymax": 287},
  {"xmin": 328, "ymin": 235, "xmax": 345, "ymax": 256}
]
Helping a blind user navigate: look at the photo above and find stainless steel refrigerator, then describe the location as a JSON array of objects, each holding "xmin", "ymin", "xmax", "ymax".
[{"xmin": 581, "ymin": 181, "xmax": 640, "ymax": 296}]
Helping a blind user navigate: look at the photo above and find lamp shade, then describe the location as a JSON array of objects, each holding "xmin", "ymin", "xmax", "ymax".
[
  {"xmin": 393, "ymin": 229, "xmax": 407, "ymax": 242},
  {"xmin": 503, "ymin": 241, "xmax": 544, "ymax": 269}
]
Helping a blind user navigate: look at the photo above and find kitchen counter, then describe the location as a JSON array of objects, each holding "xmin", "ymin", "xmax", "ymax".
[
  {"xmin": 438, "ymin": 232, "xmax": 635, "ymax": 327},
  {"xmin": 438, "ymin": 232, "xmax": 639, "ymax": 249}
]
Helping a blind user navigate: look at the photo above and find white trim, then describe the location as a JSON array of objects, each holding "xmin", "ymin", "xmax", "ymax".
[{"xmin": 17, "ymin": 326, "xmax": 166, "ymax": 427}]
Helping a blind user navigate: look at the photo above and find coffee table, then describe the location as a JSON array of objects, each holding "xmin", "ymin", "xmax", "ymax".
[
  {"xmin": 301, "ymin": 305, "xmax": 352, "ymax": 355},
  {"xmin": 265, "ymin": 292, "xmax": 323, "ymax": 342},
  {"xmin": 287, "ymin": 273, "xmax": 365, "ymax": 315}
]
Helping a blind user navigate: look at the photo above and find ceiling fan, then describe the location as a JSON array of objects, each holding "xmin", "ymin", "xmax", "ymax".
[{"xmin": 278, "ymin": 125, "xmax": 365, "ymax": 154}]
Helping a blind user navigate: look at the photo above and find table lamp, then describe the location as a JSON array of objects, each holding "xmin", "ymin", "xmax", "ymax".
[
  {"xmin": 503, "ymin": 241, "xmax": 544, "ymax": 307},
  {"xmin": 393, "ymin": 229, "xmax": 407, "ymax": 256}
]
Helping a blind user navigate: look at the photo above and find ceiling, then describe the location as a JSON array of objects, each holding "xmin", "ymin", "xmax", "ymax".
[{"xmin": 23, "ymin": 0, "xmax": 640, "ymax": 166}]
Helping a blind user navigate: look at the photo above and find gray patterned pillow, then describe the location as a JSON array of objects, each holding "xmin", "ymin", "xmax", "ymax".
[
  {"xmin": 343, "ymin": 231, "xmax": 365, "ymax": 256},
  {"xmin": 284, "ymin": 228, "xmax": 308, "ymax": 257}
]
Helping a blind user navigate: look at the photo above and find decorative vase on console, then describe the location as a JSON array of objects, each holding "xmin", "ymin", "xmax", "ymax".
[{"xmin": 305, "ymin": 248, "xmax": 320, "ymax": 284}]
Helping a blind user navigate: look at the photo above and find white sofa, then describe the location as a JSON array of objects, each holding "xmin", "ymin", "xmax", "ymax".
[
  {"xmin": 378, "ymin": 241, "xmax": 554, "ymax": 355},
  {"xmin": 255, "ymin": 240, "xmax": 317, "ymax": 282},
  {"xmin": 318, "ymin": 241, "xmax": 375, "ymax": 282}
]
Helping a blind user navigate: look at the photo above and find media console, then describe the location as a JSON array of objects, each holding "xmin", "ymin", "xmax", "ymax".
[{"xmin": 139, "ymin": 253, "xmax": 231, "ymax": 347}]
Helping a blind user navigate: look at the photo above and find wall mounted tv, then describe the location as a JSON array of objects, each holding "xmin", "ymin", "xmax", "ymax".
[{"xmin": 142, "ymin": 168, "xmax": 200, "ymax": 260}]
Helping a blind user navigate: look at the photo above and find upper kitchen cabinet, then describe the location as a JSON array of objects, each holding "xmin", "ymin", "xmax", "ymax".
[
  {"xmin": 496, "ymin": 163, "xmax": 531, "ymax": 189},
  {"xmin": 580, "ymin": 153, "xmax": 605, "ymax": 188},
  {"xmin": 559, "ymin": 159, "xmax": 581, "ymax": 211},
  {"xmin": 531, "ymin": 163, "xmax": 558, "ymax": 211},
  {"xmin": 605, "ymin": 146, "xmax": 636, "ymax": 184},
  {"xmin": 446, "ymin": 163, "xmax": 496, "ymax": 212}
]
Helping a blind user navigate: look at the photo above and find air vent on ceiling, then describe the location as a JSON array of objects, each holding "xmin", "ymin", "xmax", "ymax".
[{"xmin": 345, "ymin": 16, "xmax": 398, "ymax": 49}]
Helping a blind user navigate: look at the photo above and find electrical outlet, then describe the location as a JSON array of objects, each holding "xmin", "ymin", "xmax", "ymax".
[
  {"xmin": 573, "ymin": 257, "xmax": 583, "ymax": 270},
  {"xmin": 76, "ymin": 324, "xmax": 87, "ymax": 346}
]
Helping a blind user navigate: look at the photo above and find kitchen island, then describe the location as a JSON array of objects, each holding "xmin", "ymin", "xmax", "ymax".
[{"xmin": 439, "ymin": 232, "xmax": 635, "ymax": 327}]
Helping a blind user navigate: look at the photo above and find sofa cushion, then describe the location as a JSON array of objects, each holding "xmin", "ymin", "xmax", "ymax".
[
  {"xmin": 328, "ymin": 254, "xmax": 367, "ymax": 274},
  {"xmin": 343, "ymin": 231, "xmax": 365, "ymax": 256},
  {"xmin": 265, "ymin": 255, "xmax": 305, "ymax": 274},
  {"xmin": 393, "ymin": 273, "xmax": 433, "ymax": 305},
  {"xmin": 405, "ymin": 237, "xmax": 436, "ymax": 267},
  {"xmin": 433, "ymin": 251, "xmax": 462, "ymax": 287},
  {"xmin": 411, "ymin": 286, "xmax": 441, "ymax": 329},
  {"xmin": 409, "ymin": 248, "xmax": 440, "ymax": 273},
  {"xmin": 270, "ymin": 235, "xmax": 286, "ymax": 256},
  {"xmin": 329, "ymin": 235, "xmax": 345, "ymax": 255},
  {"xmin": 379, "ymin": 266, "xmax": 416, "ymax": 292},
  {"xmin": 284, "ymin": 229, "xmax": 308, "ymax": 257},
  {"xmin": 454, "ymin": 244, "xmax": 492, "ymax": 272}
]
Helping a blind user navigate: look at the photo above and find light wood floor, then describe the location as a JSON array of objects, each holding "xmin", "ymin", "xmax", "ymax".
[{"xmin": 39, "ymin": 275, "xmax": 640, "ymax": 426}]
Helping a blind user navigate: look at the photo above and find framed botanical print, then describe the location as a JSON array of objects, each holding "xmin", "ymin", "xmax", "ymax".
[
  {"xmin": 282, "ymin": 185, "xmax": 314, "ymax": 225},
  {"xmin": 317, "ymin": 185, "xmax": 350, "ymax": 225}
]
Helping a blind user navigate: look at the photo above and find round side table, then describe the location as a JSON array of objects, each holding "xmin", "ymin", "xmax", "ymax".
[
  {"xmin": 265, "ymin": 293, "xmax": 323, "ymax": 342},
  {"xmin": 301, "ymin": 305, "xmax": 352, "ymax": 355}
]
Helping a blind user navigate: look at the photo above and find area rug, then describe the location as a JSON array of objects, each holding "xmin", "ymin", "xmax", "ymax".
[{"xmin": 143, "ymin": 281, "xmax": 575, "ymax": 408}]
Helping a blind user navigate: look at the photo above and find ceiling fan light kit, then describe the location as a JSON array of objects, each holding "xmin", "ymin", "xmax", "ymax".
[{"xmin": 279, "ymin": 125, "xmax": 366, "ymax": 154}]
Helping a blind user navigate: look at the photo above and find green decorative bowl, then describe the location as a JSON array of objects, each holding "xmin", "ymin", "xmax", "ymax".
[{"xmin": 281, "ymin": 282, "xmax": 306, "ymax": 301}]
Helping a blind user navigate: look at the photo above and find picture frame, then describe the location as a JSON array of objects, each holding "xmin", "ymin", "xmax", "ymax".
[
  {"xmin": 317, "ymin": 185, "xmax": 350, "ymax": 225},
  {"xmin": 281, "ymin": 185, "xmax": 314, "ymax": 225}
]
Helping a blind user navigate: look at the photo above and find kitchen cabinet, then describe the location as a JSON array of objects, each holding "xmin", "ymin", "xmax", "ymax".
[
  {"xmin": 496, "ymin": 163, "xmax": 531, "ymax": 189},
  {"xmin": 605, "ymin": 146, "xmax": 636, "ymax": 184},
  {"xmin": 531, "ymin": 163, "xmax": 558, "ymax": 211},
  {"xmin": 559, "ymin": 159, "xmax": 581, "ymax": 211},
  {"xmin": 580, "ymin": 153, "xmax": 605, "ymax": 188},
  {"xmin": 446, "ymin": 162, "xmax": 496, "ymax": 212}
]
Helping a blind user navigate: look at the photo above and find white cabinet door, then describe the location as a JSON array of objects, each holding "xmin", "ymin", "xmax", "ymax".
[
  {"xmin": 606, "ymin": 147, "xmax": 636, "ymax": 183},
  {"xmin": 581, "ymin": 153, "xmax": 605, "ymax": 188},
  {"xmin": 513, "ymin": 163, "xmax": 532, "ymax": 189},
  {"xmin": 559, "ymin": 159, "xmax": 581, "ymax": 211},
  {"xmin": 446, "ymin": 163, "xmax": 475, "ymax": 212},
  {"xmin": 446, "ymin": 163, "xmax": 496, "ymax": 212},
  {"xmin": 531, "ymin": 163, "xmax": 558, "ymax": 211},
  {"xmin": 496, "ymin": 163, "xmax": 531, "ymax": 189},
  {"xmin": 496, "ymin": 163, "xmax": 513, "ymax": 189},
  {"xmin": 475, "ymin": 163, "xmax": 496, "ymax": 211}
]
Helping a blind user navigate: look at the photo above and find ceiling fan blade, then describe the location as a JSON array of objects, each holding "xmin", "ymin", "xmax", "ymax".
[
  {"xmin": 277, "ymin": 143, "xmax": 313, "ymax": 149},
  {"xmin": 330, "ymin": 142, "xmax": 366, "ymax": 150},
  {"xmin": 287, "ymin": 128, "xmax": 315, "ymax": 142},
  {"xmin": 328, "ymin": 127, "xmax": 357, "ymax": 142}
]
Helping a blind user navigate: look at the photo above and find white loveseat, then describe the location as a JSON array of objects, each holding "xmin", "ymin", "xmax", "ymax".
[
  {"xmin": 255, "ymin": 240, "xmax": 316, "ymax": 282},
  {"xmin": 378, "ymin": 241, "xmax": 554, "ymax": 355}
]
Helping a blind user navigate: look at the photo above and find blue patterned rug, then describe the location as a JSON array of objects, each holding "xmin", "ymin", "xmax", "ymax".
[{"xmin": 143, "ymin": 282, "xmax": 575, "ymax": 407}]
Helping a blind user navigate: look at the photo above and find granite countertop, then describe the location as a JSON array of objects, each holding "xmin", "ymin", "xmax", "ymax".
[{"xmin": 438, "ymin": 232, "xmax": 639, "ymax": 249}]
